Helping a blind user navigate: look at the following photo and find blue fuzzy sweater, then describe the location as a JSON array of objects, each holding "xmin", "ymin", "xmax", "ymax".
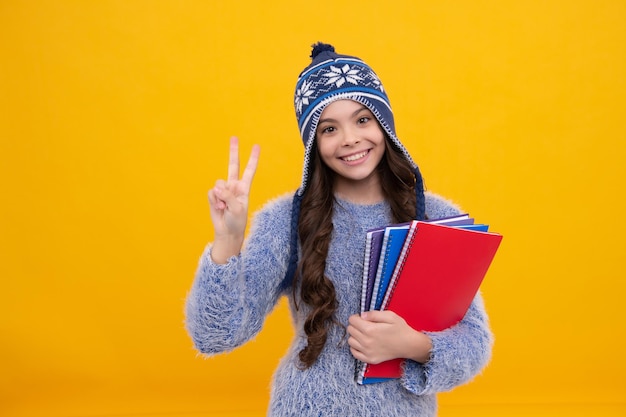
[{"xmin": 185, "ymin": 191, "xmax": 493, "ymax": 416}]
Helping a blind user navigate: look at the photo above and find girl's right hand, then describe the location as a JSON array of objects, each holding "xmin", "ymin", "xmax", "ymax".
[{"xmin": 207, "ymin": 136, "xmax": 260, "ymax": 264}]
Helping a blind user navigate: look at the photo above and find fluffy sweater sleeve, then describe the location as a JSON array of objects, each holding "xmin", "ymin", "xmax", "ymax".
[
  {"xmin": 184, "ymin": 194, "xmax": 292, "ymax": 355},
  {"xmin": 399, "ymin": 192, "xmax": 494, "ymax": 394}
]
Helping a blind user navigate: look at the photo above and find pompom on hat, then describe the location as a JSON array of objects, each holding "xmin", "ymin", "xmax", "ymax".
[{"xmin": 283, "ymin": 42, "xmax": 426, "ymax": 287}]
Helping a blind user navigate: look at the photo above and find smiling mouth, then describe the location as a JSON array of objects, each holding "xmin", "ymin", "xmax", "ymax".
[{"xmin": 341, "ymin": 150, "xmax": 369, "ymax": 162}]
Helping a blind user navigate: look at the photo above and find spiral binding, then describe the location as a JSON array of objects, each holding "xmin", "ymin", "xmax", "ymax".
[{"xmin": 360, "ymin": 233, "xmax": 374, "ymax": 314}]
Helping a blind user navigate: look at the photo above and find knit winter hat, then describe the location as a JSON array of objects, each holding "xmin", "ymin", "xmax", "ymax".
[{"xmin": 282, "ymin": 42, "xmax": 426, "ymax": 288}]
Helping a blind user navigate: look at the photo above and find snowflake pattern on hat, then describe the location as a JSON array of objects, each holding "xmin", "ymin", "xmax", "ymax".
[
  {"xmin": 322, "ymin": 64, "xmax": 364, "ymax": 87},
  {"xmin": 295, "ymin": 79, "xmax": 314, "ymax": 115}
]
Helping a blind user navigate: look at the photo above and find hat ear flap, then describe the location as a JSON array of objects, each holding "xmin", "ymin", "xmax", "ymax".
[
  {"xmin": 281, "ymin": 192, "xmax": 303, "ymax": 290},
  {"xmin": 414, "ymin": 167, "xmax": 426, "ymax": 220}
]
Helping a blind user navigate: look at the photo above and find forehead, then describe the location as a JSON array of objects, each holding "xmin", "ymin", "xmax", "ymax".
[{"xmin": 319, "ymin": 99, "xmax": 369, "ymax": 119}]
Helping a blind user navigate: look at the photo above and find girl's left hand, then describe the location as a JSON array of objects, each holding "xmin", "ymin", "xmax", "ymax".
[{"xmin": 347, "ymin": 310, "xmax": 432, "ymax": 365}]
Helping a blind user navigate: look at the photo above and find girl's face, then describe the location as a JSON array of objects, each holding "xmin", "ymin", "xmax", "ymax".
[{"xmin": 316, "ymin": 99, "xmax": 385, "ymax": 193}]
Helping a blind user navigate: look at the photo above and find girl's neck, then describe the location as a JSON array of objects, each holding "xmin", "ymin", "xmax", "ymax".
[{"xmin": 333, "ymin": 177, "xmax": 384, "ymax": 205}]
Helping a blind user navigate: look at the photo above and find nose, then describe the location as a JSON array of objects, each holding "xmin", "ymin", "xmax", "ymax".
[{"xmin": 341, "ymin": 127, "xmax": 360, "ymax": 146}]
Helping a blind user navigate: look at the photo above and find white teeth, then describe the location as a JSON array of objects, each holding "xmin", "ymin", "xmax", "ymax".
[{"xmin": 343, "ymin": 151, "xmax": 368, "ymax": 162}]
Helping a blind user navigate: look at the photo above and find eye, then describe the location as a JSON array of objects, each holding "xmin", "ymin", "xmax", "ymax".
[
  {"xmin": 319, "ymin": 125, "xmax": 336, "ymax": 135},
  {"xmin": 357, "ymin": 116, "xmax": 371, "ymax": 124}
]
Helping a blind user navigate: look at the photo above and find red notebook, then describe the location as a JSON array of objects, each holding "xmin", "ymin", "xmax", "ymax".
[{"xmin": 360, "ymin": 221, "xmax": 503, "ymax": 382}]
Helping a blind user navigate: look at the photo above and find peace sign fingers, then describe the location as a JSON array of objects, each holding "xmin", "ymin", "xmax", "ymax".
[
  {"xmin": 208, "ymin": 136, "xmax": 260, "ymax": 240},
  {"xmin": 226, "ymin": 136, "xmax": 260, "ymax": 195}
]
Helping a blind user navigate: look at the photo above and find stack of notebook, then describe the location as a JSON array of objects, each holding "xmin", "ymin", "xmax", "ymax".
[{"xmin": 356, "ymin": 214, "xmax": 503, "ymax": 385}]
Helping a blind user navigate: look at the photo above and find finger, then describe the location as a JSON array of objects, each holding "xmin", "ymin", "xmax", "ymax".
[
  {"xmin": 350, "ymin": 346, "xmax": 367, "ymax": 363},
  {"xmin": 348, "ymin": 316, "xmax": 371, "ymax": 337},
  {"xmin": 214, "ymin": 186, "xmax": 246, "ymax": 216},
  {"xmin": 227, "ymin": 136, "xmax": 240, "ymax": 182},
  {"xmin": 208, "ymin": 187, "xmax": 226, "ymax": 210},
  {"xmin": 208, "ymin": 180, "xmax": 227, "ymax": 208},
  {"xmin": 348, "ymin": 315, "xmax": 366, "ymax": 333},
  {"xmin": 361, "ymin": 310, "xmax": 396, "ymax": 324},
  {"xmin": 240, "ymin": 144, "xmax": 260, "ymax": 187},
  {"xmin": 346, "ymin": 323, "xmax": 359, "ymax": 338},
  {"xmin": 348, "ymin": 314, "xmax": 362, "ymax": 327},
  {"xmin": 347, "ymin": 335, "xmax": 363, "ymax": 351}
]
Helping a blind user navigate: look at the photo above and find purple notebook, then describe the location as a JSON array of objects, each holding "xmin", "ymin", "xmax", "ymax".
[{"xmin": 361, "ymin": 227, "xmax": 385, "ymax": 313}]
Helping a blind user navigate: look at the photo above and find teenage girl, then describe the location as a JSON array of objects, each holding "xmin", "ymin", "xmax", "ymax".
[{"xmin": 185, "ymin": 43, "xmax": 493, "ymax": 417}]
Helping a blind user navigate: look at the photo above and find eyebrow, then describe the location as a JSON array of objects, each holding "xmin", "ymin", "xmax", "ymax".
[{"xmin": 318, "ymin": 105, "xmax": 370, "ymax": 125}]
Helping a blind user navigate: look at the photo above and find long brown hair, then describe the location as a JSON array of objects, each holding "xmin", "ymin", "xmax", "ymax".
[{"xmin": 295, "ymin": 137, "xmax": 418, "ymax": 368}]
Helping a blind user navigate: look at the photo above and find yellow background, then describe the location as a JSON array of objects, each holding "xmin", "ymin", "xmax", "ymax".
[{"xmin": 1, "ymin": 1, "xmax": 625, "ymax": 416}]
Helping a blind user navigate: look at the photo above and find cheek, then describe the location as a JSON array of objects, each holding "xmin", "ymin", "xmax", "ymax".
[
  {"xmin": 370, "ymin": 128, "xmax": 386, "ymax": 146},
  {"xmin": 316, "ymin": 138, "xmax": 336, "ymax": 162}
]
